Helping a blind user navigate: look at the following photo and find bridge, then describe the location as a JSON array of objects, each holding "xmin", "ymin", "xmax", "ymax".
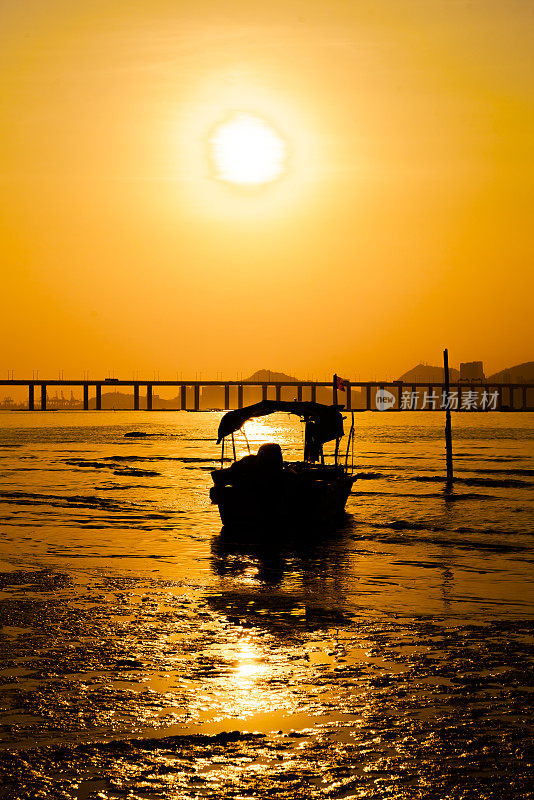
[{"xmin": 1, "ymin": 379, "xmax": 533, "ymax": 411}]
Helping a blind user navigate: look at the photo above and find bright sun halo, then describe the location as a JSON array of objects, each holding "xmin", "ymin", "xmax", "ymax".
[{"xmin": 210, "ymin": 112, "xmax": 287, "ymax": 186}]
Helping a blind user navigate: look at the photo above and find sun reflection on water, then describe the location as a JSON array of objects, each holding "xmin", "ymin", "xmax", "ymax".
[
  {"xmin": 218, "ymin": 638, "xmax": 272, "ymax": 719},
  {"xmin": 234, "ymin": 641, "xmax": 266, "ymax": 681},
  {"xmin": 185, "ymin": 631, "xmax": 305, "ymax": 727}
]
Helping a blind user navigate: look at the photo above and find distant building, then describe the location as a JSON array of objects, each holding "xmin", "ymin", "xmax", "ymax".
[{"xmin": 459, "ymin": 361, "xmax": 485, "ymax": 382}]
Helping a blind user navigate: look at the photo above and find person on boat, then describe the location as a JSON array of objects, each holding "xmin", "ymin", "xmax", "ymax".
[{"xmin": 212, "ymin": 443, "xmax": 284, "ymax": 489}]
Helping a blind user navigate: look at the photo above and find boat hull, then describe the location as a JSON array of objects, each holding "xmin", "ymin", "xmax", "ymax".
[{"xmin": 211, "ymin": 473, "xmax": 355, "ymax": 531}]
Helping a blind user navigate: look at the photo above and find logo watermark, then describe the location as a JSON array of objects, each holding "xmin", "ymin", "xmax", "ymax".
[
  {"xmin": 373, "ymin": 388, "xmax": 500, "ymax": 410},
  {"xmin": 376, "ymin": 388, "xmax": 396, "ymax": 411}
]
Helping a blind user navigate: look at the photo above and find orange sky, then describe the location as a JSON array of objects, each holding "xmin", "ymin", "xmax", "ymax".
[{"xmin": 1, "ymin": 0, "xmax": 532, "ymax": 381}]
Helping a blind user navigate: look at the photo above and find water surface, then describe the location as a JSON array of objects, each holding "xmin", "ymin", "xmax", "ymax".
[{"xmin": 0, "ymin": 411, "xmax": 532, "ymax": 798}]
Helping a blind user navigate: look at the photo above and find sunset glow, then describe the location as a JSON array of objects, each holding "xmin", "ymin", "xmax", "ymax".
[{"xmin": 0, "ymin": 1, "xmax": 532, "ymax": 379}]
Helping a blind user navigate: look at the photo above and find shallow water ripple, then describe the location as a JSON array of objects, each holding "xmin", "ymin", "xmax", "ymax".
[{"xmin": 0, "ymin": 568, "xmax": 533, "ymax": 798}]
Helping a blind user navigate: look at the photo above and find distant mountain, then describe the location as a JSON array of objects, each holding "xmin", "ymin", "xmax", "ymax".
[
  {"xmin": 245, "ymin": 369, "xmax": 300, "ymax": 382},
  {"xmin": 87, "ymin": 391, "xmax": 180, "ymax": 410},
  {"xmin": 486, "ymin": 361, "xmax": 534, "ymax": 383},
  {"xmin": 88, "ymin": 391, "xmax": 143, "ymax": 410},
  {"xmin": 397, "ymin": 364, "xmax": 460, "ymax": 383},
  {"xmin": 202, "ymin": 370, "xmax": 301, "ymax": 409}
]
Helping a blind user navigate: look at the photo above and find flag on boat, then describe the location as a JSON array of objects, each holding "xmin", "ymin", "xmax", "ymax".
[{"xmin": 335, "ymin": 375, "xmax": 348, "ymax": 391}]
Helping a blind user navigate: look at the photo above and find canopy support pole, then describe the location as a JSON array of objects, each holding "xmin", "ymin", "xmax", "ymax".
[{"xmin": 333, "ymin": 374, "xmax": 339, "ymax": 466}]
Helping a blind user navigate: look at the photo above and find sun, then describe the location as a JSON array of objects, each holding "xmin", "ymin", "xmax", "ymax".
[{"xmin": 209, "ymin": 112, "xmax": 287, "ymax": 186}]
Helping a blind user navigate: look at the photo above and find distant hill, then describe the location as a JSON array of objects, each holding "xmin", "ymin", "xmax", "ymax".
[
  {"xmin": 397, "ymin": 364, "xmax": 460, "ymax": 383},
  {"xmin": 87, "ymin": 391, "xmax": 180, "ymax": 410},
  {"xmin": 245, "ymin": 369, "xmax": 300, "ymax": 382},
  {"xmin": 88, "ymin": 391, "xmax": 140, "ymax": 410},
  {"xmin": 487, "ymin": 361, "xmax": 534, "ymax": 383},
  {"xmin": 202, "ymin": 369, "xmax": 302, "ymax": 409}
]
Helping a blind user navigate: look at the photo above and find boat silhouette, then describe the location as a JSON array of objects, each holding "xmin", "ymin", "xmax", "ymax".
[{"xmin": 210, "ymin": 397, "xmax": 356, "ymax": 529}]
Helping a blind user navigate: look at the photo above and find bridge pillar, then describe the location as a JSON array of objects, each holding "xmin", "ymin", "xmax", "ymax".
[
  {"xmin": 41, "ymin": 384, "xmax": 47, "ymax": 411},
  {"xmin": 345, "ymin": 381, "xmax": 351, "ymax": 410},
  {"xmin": 28, "ymin": 384, "xmax": 35, "ymax": 411},
  {"xmin": 297, "ymin": 384, "xmax": 303, "ymax": 402},
  {"xmin": 311, "ymin": 384, "xmax": 316, "ymax": 403},
  {"xmin": 134, "ymin": 385, "xmax": 139, "ymax": 410},
  {"xmin": 237, "ymin": 384, "xmax": 243, "ymax": 409},
  {"xmin": 262, "ymin": 384, "xmax": 268, "ymax": 402},
  {"xmin": 224, "ymin": 384, "xmax": 230, "ymax": 409},
  {"xmin": 523, "ymin": 386, "xmax": 527, "ymax": 411},
  {"xmin": 194, "ymin": 384, "xmax": 200, "ymax": 411},
  {"xmin": 83, "ymin": 384, "xmax": 89, "ymax": 410},
  {"xmin": 396, "ymin": 382, "xmax": 402, "ymax": 410},
  {"xmin": 275, "ymin": 384, "xmax": 281, "ymax": 402},
  {"xmin": 147, "ymin": 384, "xmax": 152, "ymax": 411},
  {"xmin": 96, "ymin": 384, "xmax": 101, "ymax": 410},
  {"xmin": 181, "ymin": 384, "xmax": 187, "ymax": 410}
]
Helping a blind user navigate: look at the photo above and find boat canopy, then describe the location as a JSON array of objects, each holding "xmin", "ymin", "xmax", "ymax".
[{"xmin": 217, "ymin": 400, "xmax": 344, "ymax": 445}]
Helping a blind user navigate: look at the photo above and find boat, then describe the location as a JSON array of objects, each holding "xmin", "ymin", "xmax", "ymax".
[{"xmin": 210, "ymin": 397, "xmax": 356, "ymax": 530}]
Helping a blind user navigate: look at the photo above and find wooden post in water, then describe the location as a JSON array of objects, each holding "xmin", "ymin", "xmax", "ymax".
[{"xmin": 443, "ymin": 349, "xmax": 454, "ymax": 491}]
